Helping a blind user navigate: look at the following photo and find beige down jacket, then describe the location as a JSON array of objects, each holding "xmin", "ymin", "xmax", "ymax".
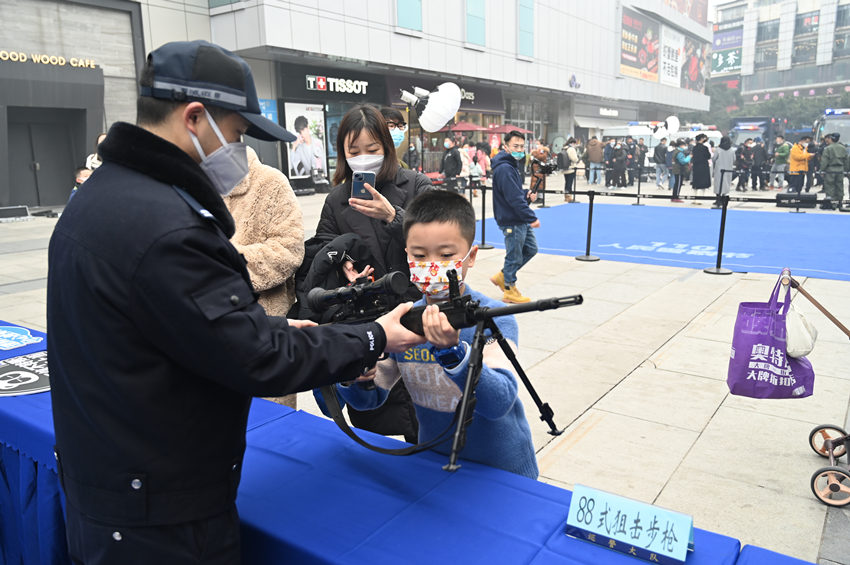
[{"xmin": 223, "ymin": 147, "xmax": 304, "ymax": 317}]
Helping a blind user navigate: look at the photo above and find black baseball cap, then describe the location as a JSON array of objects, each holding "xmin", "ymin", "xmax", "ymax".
[{"xmin": 139, "ymin": 40, "xmax": 295, "ymax": 142}]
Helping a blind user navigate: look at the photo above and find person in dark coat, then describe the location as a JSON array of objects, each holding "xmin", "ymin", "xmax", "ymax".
[
  {"xmin": 316, "ymin": 104, "xmax": 432, "ymax": 442},
  {"xmin": 440, "ymin": 137, "xmax": 463, "ymax": 192},
  {"xmin": 611, "ymin": 142, "xmax": 628, "ymax": 187},
  {"xmin": 750, "ymin": 137, "xmax": 768, "ymax": 190},
  {"xmin": 690, "ymin": 133, "xmax": 712, "ymax": 191},
  {"xmin": 735, "ymin": 140, "xmax": 754, "ymax": 191},
  {"xmin": 47, "ymin": 40, "xmax": 424, "ymax": 565}
]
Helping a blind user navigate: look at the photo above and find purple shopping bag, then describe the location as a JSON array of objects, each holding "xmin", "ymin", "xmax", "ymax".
[{"xmin": 727, "ymin": 276, "xmax": 815, "ymax": 399}]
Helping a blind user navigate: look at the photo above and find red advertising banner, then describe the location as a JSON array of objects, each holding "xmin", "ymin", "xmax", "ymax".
[
  {"xmin": 620, "ymin": 7, "xmax": 659, "ymax": 82},
  {"xmin": 664, "ymin": 0, "xmax": 708, "ymax": 26}
]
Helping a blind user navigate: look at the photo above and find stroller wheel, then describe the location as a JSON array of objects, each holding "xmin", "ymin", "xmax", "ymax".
[
  {"xmin": 811, "ymin": 466, "xmax": 850, "ymax": 507},
  {"xmin": 810, "ymin": 425, "xmax": 848, "ymax": 458}
]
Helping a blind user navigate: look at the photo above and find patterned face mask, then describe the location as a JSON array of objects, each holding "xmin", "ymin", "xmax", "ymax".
[{"xmin": 408, "ymin": 248, "xmax": 473, "ymax": 299}]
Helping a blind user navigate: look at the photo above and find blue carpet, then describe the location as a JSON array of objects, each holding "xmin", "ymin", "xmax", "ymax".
[{"xmin": 475, "ymin": 203, "xmax": 850, "ymax": 281}]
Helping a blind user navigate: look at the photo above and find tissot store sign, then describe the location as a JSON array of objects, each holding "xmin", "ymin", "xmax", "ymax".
[
  {"xmin": 280, "ymin": 63, "xmax": 385, "ymax": 103},
  {"xmin": 305, "ymin": 74, "xmax": 369, "ymax": 95}
]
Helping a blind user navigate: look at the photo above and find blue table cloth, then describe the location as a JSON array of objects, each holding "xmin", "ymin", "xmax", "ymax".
[
  {"xmin": 736, "ymin": 545, "xmax": 816, "ymax": 565},
  {"xmin": 238, "ymin": 409, "xmax": 742, "ymax": 565},
  {"xmin": 1, "ymin": 392, "xmax": 744, "ymax": 565},
  {"xmin": 0, "ymin": 391, "xmax": 291, "ymax": 565}
]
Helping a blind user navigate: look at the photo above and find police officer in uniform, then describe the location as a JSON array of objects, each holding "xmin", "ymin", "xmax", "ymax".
[
  {"xmin": 47, "ymin": 40, "xmax": 424, "ymax": 564},
  {"xmin": 819, "ymin": 132, "xmax": 848, "ymax": 210}
]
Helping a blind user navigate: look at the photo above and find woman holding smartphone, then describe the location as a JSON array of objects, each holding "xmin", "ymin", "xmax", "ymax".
[
  {"xmin": 313, "ymin": 104, "xmax": 431, "ymax": 442},
  {"xmin": 316, "ymin": 104, "xmax": 431, "ymax": 288}
]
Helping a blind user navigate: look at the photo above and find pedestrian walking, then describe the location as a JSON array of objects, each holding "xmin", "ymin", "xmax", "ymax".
[
  {"xmin": 751, "ymin": 137, "xmax": 768, "ymax": 190},
  {"xmin": 585, "ymin": 136, "xmax": 604, "ymax": 185},
  {"xmin": 819, "ymin": 132, "xmax": 848, "ymax": 210},
  {"xmin": 770, "ymin": 135, "xmax": 790, "ymax": 189},
  {"xmin": 788, "ymin": 135, "xmax": 814, "ymax": 194},
  {"xmin": 653, "ymin": 138, "xmax": 669, "ymax": 187},
  {"xmin": 690, "ymin": 134, "xmax": 712, "ymax": 192},
  {"xmin": 489, "ymin": 130, "xmax": 539, "ymax": 304},
  {"xmin": 711, "ymin": 135, "xmax": 735, "ymax": 208},
  {"xmin": 671, "ymin": 139, "xmax": 691, "ymax": 202},
  {"xmin": 735, "ymin": 139, "xmax": 754, "ymax": 191}
]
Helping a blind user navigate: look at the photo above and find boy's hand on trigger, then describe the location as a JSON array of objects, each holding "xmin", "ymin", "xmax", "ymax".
[{"xmin": 422, "ymin": 304, "xmax": 460, "ymax": 349}]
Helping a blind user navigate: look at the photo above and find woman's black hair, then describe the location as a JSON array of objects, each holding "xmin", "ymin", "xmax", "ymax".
[
  {"xmin": 332, "ymin": 105, "xmax": 399, "ymax": 186},
  {"xmin": 719, "ymin": 136, "xmax": 732, "ymax": 150}
]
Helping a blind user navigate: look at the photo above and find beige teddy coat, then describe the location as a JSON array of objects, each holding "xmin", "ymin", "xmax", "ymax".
[{"xmin": 223, "ymin": 147, "xmax": 304, "ymax": 317}]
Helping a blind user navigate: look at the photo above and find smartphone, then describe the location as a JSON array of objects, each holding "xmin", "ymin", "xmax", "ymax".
[{"xmin": 351, "ymin": 171, "xmax": 376, "ymax": 200}]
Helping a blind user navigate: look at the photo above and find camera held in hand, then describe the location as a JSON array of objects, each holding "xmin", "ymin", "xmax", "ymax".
[{"xmin": 532, "ymin": 157, "xmax": 558, "ymax": 176}]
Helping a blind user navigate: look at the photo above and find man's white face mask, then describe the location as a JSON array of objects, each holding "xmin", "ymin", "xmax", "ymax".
[{"xmin": 188, "ymin": 108, "xmax": 249, "ymax": 196}]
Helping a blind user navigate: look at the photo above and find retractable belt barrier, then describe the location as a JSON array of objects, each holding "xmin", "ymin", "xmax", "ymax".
[{"xmin": 466, "ymin": 167, "xmax": 849, "ymax": 274}]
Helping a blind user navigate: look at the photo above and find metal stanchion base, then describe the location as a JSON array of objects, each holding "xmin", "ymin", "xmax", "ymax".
[
  {"xmin": 575, "ymin": 255, "xmax": 600, "ymax": 262},
  {"xmin": 631, "ymin": 202, "xmax": 645, "ymax": 206},
  {"xmin": 703, "ymin": 267, "xmax": 733, "ymax": 275},
  {"xmin": 478, "ymin": 243, "xmax": 495, "ymax": 250}
]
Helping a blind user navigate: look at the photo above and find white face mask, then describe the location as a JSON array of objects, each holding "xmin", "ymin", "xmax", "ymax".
[
  {"xmin": 347, "ymin": 153, "xmax": 384, "ymax": 176},
  {"xmin": 408, "ymin": 248, "xmax": 472, "ymax": 299},
  {"xmin": 189, "ymin": 109, "xmax": 249, "ymax": 196}
]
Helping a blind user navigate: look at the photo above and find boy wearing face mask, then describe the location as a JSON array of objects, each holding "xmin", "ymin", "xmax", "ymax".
[{"xmin": 326, "ymin": 190, "xmax": 538, "ymax": 479}]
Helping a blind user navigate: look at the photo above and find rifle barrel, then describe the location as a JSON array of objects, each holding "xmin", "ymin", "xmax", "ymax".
[{"xmin": 473, "ymin": 295, "xmax": 583, "ymax": 321}]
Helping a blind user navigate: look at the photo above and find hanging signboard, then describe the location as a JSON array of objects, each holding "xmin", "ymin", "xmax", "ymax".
[{"xmin": 620, "ymin": 8, "xmax": 660, "ymax": 82}]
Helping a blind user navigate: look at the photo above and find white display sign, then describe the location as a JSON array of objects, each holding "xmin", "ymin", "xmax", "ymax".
[{"xmin": 660, "ymin": 26, "xmax": 684, "ymax": 88}]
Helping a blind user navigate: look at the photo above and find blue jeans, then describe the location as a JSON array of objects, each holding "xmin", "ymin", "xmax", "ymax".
[
  {"xmin": 655, "ymin": 164, "xmax": 668, "ymax": 186},
  {"xmin": 589, "ymin": 162, "xmax": 603, "ymax": 184},
  {"xmin": 500, "ymin": 223, "xmax": 538, "ymax": 287}
]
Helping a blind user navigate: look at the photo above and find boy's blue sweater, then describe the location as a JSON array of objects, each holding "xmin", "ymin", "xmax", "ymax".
[{"xmin": 335, "ymin": 286, "xmax": 538, "ymax": 479}]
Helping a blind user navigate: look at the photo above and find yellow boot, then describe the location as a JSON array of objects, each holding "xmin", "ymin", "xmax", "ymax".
[
  {"xmin": 490, "ymin": 271, "xmax": 506, "ymax": 292},
  {"xmin": 502, "ymin": 286, "xmax": 531, "ymax": 304}
]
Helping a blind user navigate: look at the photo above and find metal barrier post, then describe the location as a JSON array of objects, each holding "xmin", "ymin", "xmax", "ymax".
[
  {"xmin": 575, "ymin": 190, "xmax": 600, "ymax": 262},
  {"xmin": 704, "ymin": 181, "xmax": 733, "ymax": 275},
  {"xmin": 478, "ymin": 184, "xmax": 494, "ymax": 250},
  {"xmin": 633, "ymin": 165, "xmax": 644, "ymax": 206}
]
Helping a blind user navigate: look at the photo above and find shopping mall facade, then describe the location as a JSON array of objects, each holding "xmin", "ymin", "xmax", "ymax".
[{"xmin": 0, "ymin": 0, "xmax": 711, "ymax": 205}]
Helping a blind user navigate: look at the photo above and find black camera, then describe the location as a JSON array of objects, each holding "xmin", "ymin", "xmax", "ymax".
[{"xmin": 532, "ymin": 158, "xmax": 558, "ymax": 175}]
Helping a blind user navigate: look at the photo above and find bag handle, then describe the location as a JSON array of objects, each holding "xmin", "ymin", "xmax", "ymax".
[{"xmin": 769, "ymin": 269, "xmax": 793, "ymax": 315}]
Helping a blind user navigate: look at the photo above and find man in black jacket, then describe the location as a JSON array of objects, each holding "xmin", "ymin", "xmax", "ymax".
[
  {"xmin": 440, "ymin": 137, "xmax": 462, "ymax": 192},
  {"xmin": 653, "ymin": 138, "xmax": 668, "ymax": 187},
  {"xmin": 47, "ymin": 40, "xmax": 424, "ymax": 565},
  {"xmin": 735, "ymin": 140, "xmax": 754, "ymax": 191},
  {"xmin": 750, "ymin": 137, "xmax": 768, "ymax": 190}
]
